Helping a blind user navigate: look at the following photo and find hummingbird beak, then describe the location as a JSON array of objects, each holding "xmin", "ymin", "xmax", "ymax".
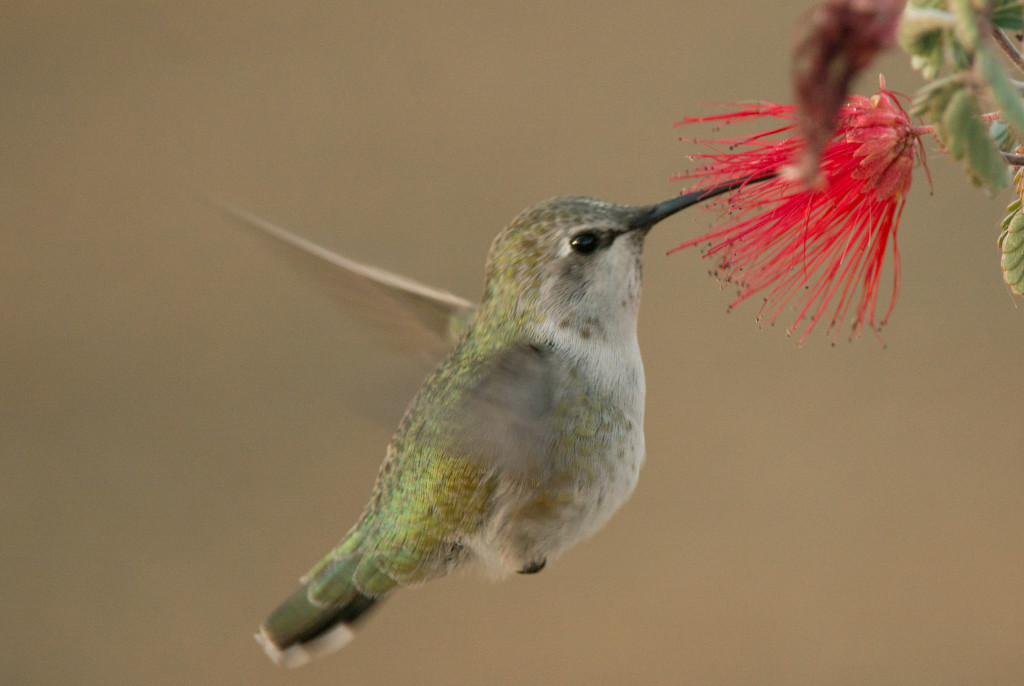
[{"xmin": 628, "ymin": 173, "xmax": 775, "ymax": 232}]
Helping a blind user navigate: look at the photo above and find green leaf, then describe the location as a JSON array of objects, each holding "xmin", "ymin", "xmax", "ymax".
[
  {"xmin": 991, "ymin": 0, "xmax": 1024, "ymax": 31},
  {"xmin": 912, "ymin": 75, "xmax": 962, "ymax": 123},
  {"xmin": 1001, "ymin": 214, "xmax": 1024, "ymax": 254},
  {"xmin": 943, "ymin": 87, "xmax": 1012, "ymax": 191},
  {"xmin": 899, "ymin": 7, "xmax": 955, "ymax": 47},
  {"xmin": 902, "ymin": 2, "xmax": 974, "ymax": 77},
  {"xmin": 999, "ymin": 207, "xmax": 1024, "ymax": 294},
  {"xmin": 977, "ymin": 45, "xmax": 1024, "ymax": 143},
  {"xmin": 999, "ymin": 196, "xmax": 1022, "ymax": 238},
  {"xmin": 990, "ymin": 120, "xmax": 1017, "ymax": 151},
  {"xmin": 950, "ymin": 0, "xmax": 980, "ymax": 48},
  {"xmin": 1003, "ymin": 211, "xmax": 1024, "ymax": 292}
]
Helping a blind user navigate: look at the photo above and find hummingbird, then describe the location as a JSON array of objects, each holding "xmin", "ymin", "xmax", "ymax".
[{"xmin": 222, "ymin": 179, "xmax": 755, "ymax": 668}]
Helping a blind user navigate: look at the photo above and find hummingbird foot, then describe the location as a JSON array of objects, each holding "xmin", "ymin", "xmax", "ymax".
[{"xmin": 517, "ymin": 558, "xmax": 546, "ymax": 574}]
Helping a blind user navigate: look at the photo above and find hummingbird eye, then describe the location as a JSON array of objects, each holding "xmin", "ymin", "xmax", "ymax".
[{"xmin": 569, "ymin": 232, "xmax": 601, "ymax": 255}]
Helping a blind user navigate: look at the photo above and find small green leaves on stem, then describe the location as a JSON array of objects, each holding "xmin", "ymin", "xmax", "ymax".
[
  {"xmin": 999, "ymin": 169, "xmax": 1024, "ymax": 294},
  {"xmin": 944, "ymin": 84, "xmax": 1012, "ymax": 189},
  {"xmin": 979, "ymin": 41, "xmax": 1024, "ymax": 142},
  {"xmin": 900, "ymin": 1, "xmax": 972, "ymax": 78},
  {"xmin": 904, "ymin": 1, "xmax": 1024, "ymax": 192}
]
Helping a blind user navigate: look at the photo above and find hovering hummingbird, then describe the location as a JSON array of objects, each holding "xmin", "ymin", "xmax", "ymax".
[{"xmin": 221, "ymin": 179, "xmax": 754, "ymax": 668}]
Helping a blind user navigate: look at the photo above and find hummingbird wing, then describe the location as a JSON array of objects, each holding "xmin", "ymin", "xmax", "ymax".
[
  {"xmin": 458, "ymin": 342, "xmax": 558, "ymax": 475},
  {"xmin": 211, "ymin": 200, "xmax": 477, "ymax": 357},
  {"xmin": 212, "ymin": 201, "xmax": 479, "ymax": 426}
]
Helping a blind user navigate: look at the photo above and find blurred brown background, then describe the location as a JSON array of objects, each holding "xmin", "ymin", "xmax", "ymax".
[{"xmin": 3, "ymin": 3, "xmax": 1022, "ymax": 685}]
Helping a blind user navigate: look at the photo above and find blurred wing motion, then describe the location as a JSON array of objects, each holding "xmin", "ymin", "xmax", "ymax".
[
  {"xmin": 212, "ymin": 200, "xmax": 478, "ymax": 426},
  {"xmin": 212, "ymin": 200, "xmax": 476, "ymax": 357},
  {"xmin": 457, "ymin": 341, "xmax": 557, "ymax": 475}
]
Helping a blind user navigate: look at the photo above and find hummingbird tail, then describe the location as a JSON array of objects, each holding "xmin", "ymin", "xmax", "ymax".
[{"xmin": 255, "ymin": 582, "xmax": 379, "ymax": 668}]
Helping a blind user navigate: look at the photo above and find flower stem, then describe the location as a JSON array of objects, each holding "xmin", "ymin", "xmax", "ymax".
[
  {"xmin": 1003, "ymin": 152, "xmax": 1024, "ymax": 167},
  {"xmin": 992, "ymin": 27, "xmax": 1024, "ymax": 74},
  {"xmin": 911, "ymin": 112, "xmax": 1001, "ymax": 140},
  {"xmin": 914, "ymin": 120, "xmax": 1021, "ymax": 166}
]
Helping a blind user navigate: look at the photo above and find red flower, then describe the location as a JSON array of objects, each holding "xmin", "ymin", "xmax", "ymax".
[{"xmin": 671, "ymin": 79, "xmax": 924, "ymax": 344}]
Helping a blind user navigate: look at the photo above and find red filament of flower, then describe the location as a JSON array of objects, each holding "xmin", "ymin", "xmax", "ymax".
[{"xmin": 671, "ymin": 83, "xmax": 920, "ymax": 344}]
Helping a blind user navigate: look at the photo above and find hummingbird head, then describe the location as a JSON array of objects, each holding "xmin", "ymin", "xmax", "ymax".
[{"xmin": 479, "ymin": 194, "xmax": 703, "ymax": 342}]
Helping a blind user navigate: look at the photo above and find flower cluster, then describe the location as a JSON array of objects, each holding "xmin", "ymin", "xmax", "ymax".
[{"xmin": 672, "ymin": 79, "xmax": 924, "ymax": 344}]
